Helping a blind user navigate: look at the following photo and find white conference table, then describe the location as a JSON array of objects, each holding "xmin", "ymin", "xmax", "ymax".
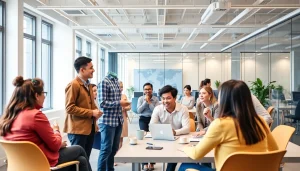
[{"xmin": 115, "ymin": 133, "xmax": 300, "ymax": 171}]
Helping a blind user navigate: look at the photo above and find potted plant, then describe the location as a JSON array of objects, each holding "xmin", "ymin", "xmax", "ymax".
[
  {"xmin": 249, "ymin": 78, "xmax": 276, "ymax": 107},
  {"xmin": 126, "ymin": 86, "xmax": 135, "ymax": 100},
  {"xmin": 215, "ymin": 80, "xmax": 221, "ymax": 89}
]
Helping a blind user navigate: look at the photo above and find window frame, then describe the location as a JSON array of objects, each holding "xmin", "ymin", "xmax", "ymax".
[
  {"xmin": 76, "ymin": 36, "xmax": 82, "ymax": 57},
  {"xmin": 98, "ymin": 48, "xmax": 105, "ymax": 81},
  {"xmin": 23, "ymin": 12, "xmax": 36, "ymax": 78},
  {"xmin": 0, "ymin": 0, "xmax": 5, "ymax": 113},
  {"xmin": 41, "ymin": 20, "xmax": 53, "ymax": 110},
  {"xmin": 86, "ymin": 41, "xmax": 91, "ymax": 58}
]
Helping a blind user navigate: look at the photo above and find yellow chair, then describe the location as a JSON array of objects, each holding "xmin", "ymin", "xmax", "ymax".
[
  {"xmin": 219, "ymin": 150, "xmax": 286, "ymax": 171},
  {"xmin": 0, "ymin": 140, "xmax": 79, "ymax": 171},
  {"xmin": 267, "ymin": 106, "xmax": 275, "ymax": 127},
  {"xmin": 190, "ymin": 119, "xmax": 196, "ymax": 132},
  {"xmin": 271, "ymin": 125, "xmax": 295, "ymax": 150}
]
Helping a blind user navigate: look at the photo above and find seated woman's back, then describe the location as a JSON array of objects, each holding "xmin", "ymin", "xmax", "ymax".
[
  {"xmin": 183, "ymin": 80, "xmax": 278, "ymax": 171},
  {"xmin": 205, "ymin": 116, "xmax": 277, "ymax": 169}
]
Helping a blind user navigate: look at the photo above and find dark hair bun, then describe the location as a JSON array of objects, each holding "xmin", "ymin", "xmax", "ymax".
[{"xmin": 13, "ymin": 76, "xmax": 24, "ymax": 87}]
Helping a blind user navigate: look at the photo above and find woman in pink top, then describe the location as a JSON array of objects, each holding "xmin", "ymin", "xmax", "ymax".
[{"xmin": 0, "ymin": 76, "xmax": 92, "ymax": 171}]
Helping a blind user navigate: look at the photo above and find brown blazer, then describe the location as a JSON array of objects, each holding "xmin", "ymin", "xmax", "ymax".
[{"xmin": 63, "ymin": 77, "xmax": 98, "ymax": 135}]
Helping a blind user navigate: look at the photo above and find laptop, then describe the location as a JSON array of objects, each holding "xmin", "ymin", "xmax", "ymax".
[{"xmin": 149, "ymin": 124, "xmax": 178, "ymax": 141}]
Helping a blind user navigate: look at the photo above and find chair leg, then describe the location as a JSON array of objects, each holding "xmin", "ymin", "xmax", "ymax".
[
  {"xmin": 76, "ymin": 163, "xmax": 79, "ymax": 171},
  {"xmin": 162, "ymin": 163, "xmax": 165, "ymax": 171},
  {"xmin": 297, "ymin": 120, "xmax": 299, "ymax": 135}
]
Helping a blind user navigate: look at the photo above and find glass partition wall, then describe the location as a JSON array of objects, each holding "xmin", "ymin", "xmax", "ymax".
[
  {"xmin": 231, "ymin": 17, "xmax": 297, "ymax": 100},
  {"xmin": 118, "ymin": 53, "xmax": 231, "ymax": 98}
]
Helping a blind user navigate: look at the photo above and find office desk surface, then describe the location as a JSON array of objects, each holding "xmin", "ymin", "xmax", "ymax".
[{"xmin": 115, "ymin": 134, "xmax": 300, "ymax": 163}]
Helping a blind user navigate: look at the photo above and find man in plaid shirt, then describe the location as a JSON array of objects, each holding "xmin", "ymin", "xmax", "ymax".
[{"xmin": 97, "ymin": 72, "xmax": 130, "ymax": 171}]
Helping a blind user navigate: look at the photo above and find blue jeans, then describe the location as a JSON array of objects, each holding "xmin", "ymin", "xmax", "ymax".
[
  {"xmin": 68, "ymin": 125, "xmax": 95, "ymax": 159},
  {"xmin": 97, "ymin": 122, "xmax": 122, "ymax": 171},
  {"xmin": 178, "ymin": 163, "xmax": 215, "ymax": 171}
]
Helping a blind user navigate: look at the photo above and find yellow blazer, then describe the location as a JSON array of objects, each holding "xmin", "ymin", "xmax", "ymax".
[{"xmin": 184, "ymin": 116, "xmax": 278, "ymax": 170}]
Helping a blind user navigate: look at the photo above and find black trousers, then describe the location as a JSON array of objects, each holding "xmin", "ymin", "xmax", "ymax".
[
  {"xmin": 139, "ymin": 116, "xmax": 155, "ymax": 167},
  {"xmin": 57, "ymin": 145, "xmax": 92, "ymax": 171}
]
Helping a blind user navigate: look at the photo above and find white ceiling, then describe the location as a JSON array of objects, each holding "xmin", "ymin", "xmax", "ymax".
[{"xmin": 32, "ymin": 0, "xmax": 300, "ymax": 52}]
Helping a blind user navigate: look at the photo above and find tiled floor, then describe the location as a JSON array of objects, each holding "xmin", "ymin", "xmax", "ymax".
[{"xmin": 1, "ymin": 117, "xmax": 300, "ymax": 171}]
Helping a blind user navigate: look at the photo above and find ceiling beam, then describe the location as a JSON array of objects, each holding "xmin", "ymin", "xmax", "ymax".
[
  {"xmin": 37, "ymin": 4, "xmax": 300, "ymax": 10},
  {"xmin": 98, "ymin": 40, "xmax": 234, "ymax": 44},
  {"xmin": 72, "ymin": 24, "xmax": 265, "ymax": 29}
]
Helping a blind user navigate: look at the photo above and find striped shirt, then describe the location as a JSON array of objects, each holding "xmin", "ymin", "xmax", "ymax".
[{"xmin": 97, "ymin": 75, "xmax": 123, "ymax": 127}]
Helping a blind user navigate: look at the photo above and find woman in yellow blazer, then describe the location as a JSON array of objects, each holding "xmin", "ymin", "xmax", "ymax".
[{"xmin": 178, "ymin": 80, "xmax": 279, "ymax": 171}]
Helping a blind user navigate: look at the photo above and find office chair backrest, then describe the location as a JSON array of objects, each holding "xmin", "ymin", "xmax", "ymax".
[
  {"xmin": 189, "ymin": 119, "xmax": 196, "ymax": 132},
  {"xmin": 0, "ymin": 140, "xmax": 50, "ymax": 171},
  {"xmin": 292, "ymin": 91, "xmax": 300, "ymax": 102},
  {"xmin": 134, "ymin": 92, "xmax": 143, "ymax": 98},
  {"xmin": 295, "ymin": 101, "xmax": 300, "ymax": 119},
  {"xmin": 219, "ymin": 150, "xmax": 286, "ymax": 171},
  {"xmin": 131, "ymin": 97, "xmax": 139, "ymax": 114},
  {"xmin": 271, "ymin": 125, "xmax": 295, "ymax": 150}
]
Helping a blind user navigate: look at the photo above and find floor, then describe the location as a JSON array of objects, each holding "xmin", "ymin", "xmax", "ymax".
[{"xmin": 1, "ymin": 115, "xmax": 300, "ymax": 171}]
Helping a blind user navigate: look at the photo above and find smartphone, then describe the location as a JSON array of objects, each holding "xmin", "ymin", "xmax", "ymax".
[{"xmin": 146, "ymin": 146, "xmax": 163, "ymax": 150}]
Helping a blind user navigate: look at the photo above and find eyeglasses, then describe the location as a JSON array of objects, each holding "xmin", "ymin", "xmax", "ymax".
[{"xmin": 42, "ymin": 91, "xmax": 48, "ymax": 96}]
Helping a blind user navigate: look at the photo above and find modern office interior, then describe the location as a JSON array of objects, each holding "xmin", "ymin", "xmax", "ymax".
[{"xmin": 1, "ymin": 0, "xmax": 300, "ymax": 170}]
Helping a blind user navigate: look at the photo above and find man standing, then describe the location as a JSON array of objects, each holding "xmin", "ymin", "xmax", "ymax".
[
  {"xmin": 97, "ymin": 72, "xmax": 131, "ymax": 171},
  {"xmin": 64, "ymin": 56, "xmax": 102, "ymax": 159},
  {"xmin": 150, "ymin": 85, "xmax": 190, "ymax": 171}
]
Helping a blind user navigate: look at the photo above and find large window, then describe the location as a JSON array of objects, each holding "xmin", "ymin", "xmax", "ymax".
[
  {"xmin": 0, "ymin": 1, "xmax": 5, "ymax": 113},
  {"xmin": 98, "ymin": 48, "xmax": 105, "ymax": 82},
  {"xmin": 76, "ymin": 36, "xmax": 82, "ymax": 57},
  {"xmin": 41, "ymin": 21, "xmax": 52, "ymax": 109},
  {"xmin": 23, "ymin": 12, "xmax": 36, "ymax": 79},
  {"xmin": 86, "ymin": 41, "xmax": 91, "ymax": 58}
]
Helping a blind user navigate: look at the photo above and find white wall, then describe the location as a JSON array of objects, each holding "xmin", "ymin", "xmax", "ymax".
[
  {"xmin": 241, "ymin": 53, "xmax": 291, "ymax": 97},
  {"xmin": 0, "ymin": 1, "xmax": 108, "ymax": 166}
]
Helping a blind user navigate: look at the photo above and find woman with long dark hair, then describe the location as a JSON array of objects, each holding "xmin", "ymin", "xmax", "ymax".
[
  {"xmin": 178, "ymin": 80, "xmax": 278, "ymax": 171},
  {"xmin": 0, "ymin": 76, "xmax": 92, "ymax": 171}
]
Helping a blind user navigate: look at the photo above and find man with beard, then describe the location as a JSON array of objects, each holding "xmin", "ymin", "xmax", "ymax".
[{"xmin": 150, "ymin": 85, "xmax": 190, "ymax": 171}]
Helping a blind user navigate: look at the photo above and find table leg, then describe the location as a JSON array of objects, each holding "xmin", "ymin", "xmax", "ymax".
[{"xmin": 132, "ymin": 163, "xmax": 141, "ymax": 171}]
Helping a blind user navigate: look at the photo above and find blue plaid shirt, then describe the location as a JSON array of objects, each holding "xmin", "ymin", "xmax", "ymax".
[{"xmin": 97, "ymin": 75, "xmax": 123, "ymax": 127}]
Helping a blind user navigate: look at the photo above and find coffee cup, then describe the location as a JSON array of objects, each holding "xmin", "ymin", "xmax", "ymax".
[
  {"xmin": 129, "ymin": 137, "xmax": 137, "ymax": 145},
  {"xmin": 136, "ymin": 130, "xmax": 147, "ymax": 140},
  {"xmin": 179, "ymin": 137, "xmax": 188, "ymax": 144}
]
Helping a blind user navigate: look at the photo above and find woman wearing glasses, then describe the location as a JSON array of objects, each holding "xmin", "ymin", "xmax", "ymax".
[{"xmin": 0, "ymin": 76, "xmax": 92, "ymax": 171}]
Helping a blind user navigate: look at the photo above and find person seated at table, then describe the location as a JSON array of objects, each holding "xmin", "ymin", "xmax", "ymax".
[
  {"xmin": 195, "ymin": 86, "xmax": 219, "ymax": 134},
  {"xmin": 199, "ymin": 78, "xmax": 211, "ymax": 89},
  {"xmin": 150, "ymin": 85, "xmax": 190, "ymax": 171},
  {"xmin": 137, "ymin": 82, "xmax": 159, "ymax": 171},
  {"xmin": 0, "ymin": 76, "xmax": 92, "ymax": 171},
  {"xmin": 179, "ymin": 85, "xmax": 195, "ymax": 110},
  {"xmin": 178, "ymin": 80, "xmax": 279, "ymax": 171}
]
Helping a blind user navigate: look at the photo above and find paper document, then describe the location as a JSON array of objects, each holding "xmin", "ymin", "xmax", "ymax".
[{"xmin": 189, "ymin": 137, "xmax": 203, "ymax": 142}]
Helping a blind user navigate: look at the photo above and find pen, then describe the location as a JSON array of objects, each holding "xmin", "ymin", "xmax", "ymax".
[{"xmin": 147, "ymin": 143, "xmax": 153, "ymax": 146}]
